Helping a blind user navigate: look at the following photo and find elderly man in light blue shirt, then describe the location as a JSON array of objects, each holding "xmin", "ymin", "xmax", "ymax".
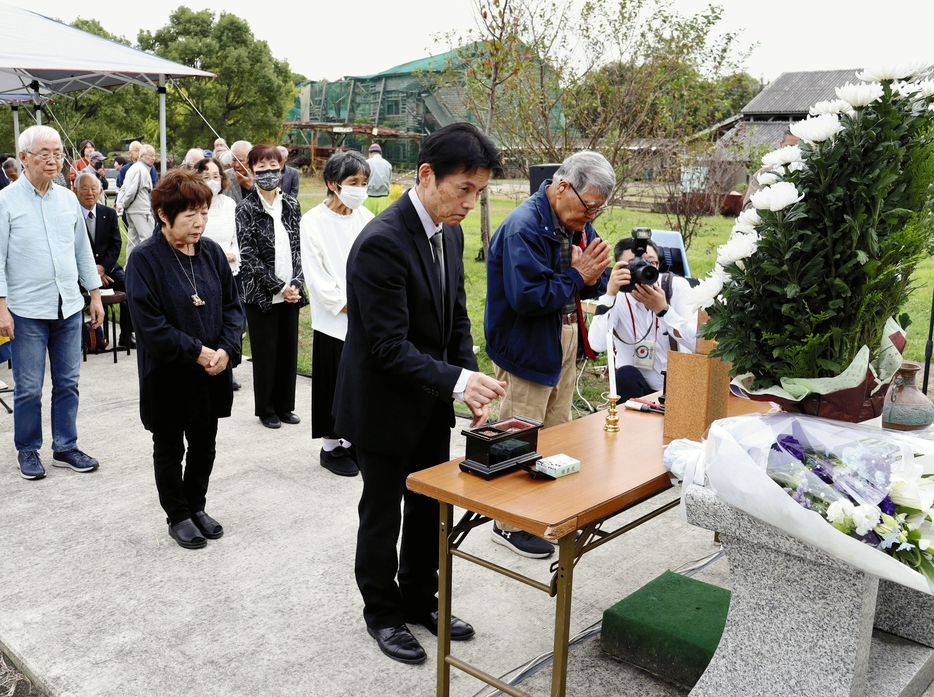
[{"xmin": 0, "ymin": 125, "xmax": 104, "ymax": 480}]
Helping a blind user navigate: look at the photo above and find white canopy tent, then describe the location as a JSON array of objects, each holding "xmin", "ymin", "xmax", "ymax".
[{"xmin": 0, "ymin": 3, "xmax": 214, "ymax": 172}]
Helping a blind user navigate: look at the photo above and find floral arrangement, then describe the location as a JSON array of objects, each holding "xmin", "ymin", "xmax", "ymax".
[
  {"xmin": 767, "ymin": 420, "xmax": 934, "ymax": 585},
  {"xmin": 689, "ymin": 62, "xmax": 934, "ymax": 398}
]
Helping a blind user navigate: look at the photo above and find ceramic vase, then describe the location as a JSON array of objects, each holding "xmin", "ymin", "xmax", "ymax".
[{"xmin": 881, "ymin": 361, "xmax": 934, "ymax": 431}]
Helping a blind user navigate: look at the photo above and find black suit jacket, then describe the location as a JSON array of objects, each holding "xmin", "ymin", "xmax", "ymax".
[
  {"xmin": 281, "ymin": 165, "xmax": 300, "ymax": 198},
  {"xmin": 333, "ymin": 191, "xmax": 478, "ymax": 455},
  {"xmin": 88, "ymin": 203, "xmax": 123, "ymax": 274}
]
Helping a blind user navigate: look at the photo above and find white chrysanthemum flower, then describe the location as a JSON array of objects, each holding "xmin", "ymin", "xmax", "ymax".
[
  {"xmin": 761, "ymin": 145, "xmax": 803, "ymax": 167},
  {"xmin": 857, "ymin": 61, "xmax": 930, "ymax": 82},
  {"xmin": 736, "ymin": 208, "xmax": 762, "ymax": 228},
  {"xmin": 751, "ymin": 181, "xmax": 803, "ymax": 212},
  {"xmin": 687, "ymin": 265, "xmax": 726, "ymax": 311},
  {"xmin": 852, "ymin": 505, "xmax": 882, "ymax": 536},
  {"xmin": 757, "ymin": 172, "xmax": 781, "ymax": 187},
  {"xmin": 717, "ymin": 232, "xmax": 759, "ymax": 266},
  {"xmin": 788, "ymin": 161, "xmax": 807, "ymax": 173},
  {"xmin": 835, "ymin": 82, "xmax": 884, "ymax": 108},
  {"xmin": 791, "ymin": 114, "xmax": 845, "ymax": 143},
  {"xmin": 827, "ymin": 499, "xmax": 855, "ymax": 524},
  {"xmin": 810, "ymin": 99, "xmax": 854, "ymax": 116},
  {"xmin": 915, "ymin": 80, "xmax": 934, "ymax": 98}
]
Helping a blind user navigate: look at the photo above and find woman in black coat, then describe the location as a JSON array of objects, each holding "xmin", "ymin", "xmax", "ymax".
[
  {"xmin": 126, "ymin": 170, "xmax": 243, "ymax": 550},
  {"xmin": 236, "ymin": 144, "xmax": 307, "ymax": 429}
]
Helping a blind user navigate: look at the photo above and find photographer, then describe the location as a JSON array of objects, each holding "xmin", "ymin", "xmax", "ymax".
[{"xmin": 589, "ymin": 234, "xmax": 697, "ymax": 401}]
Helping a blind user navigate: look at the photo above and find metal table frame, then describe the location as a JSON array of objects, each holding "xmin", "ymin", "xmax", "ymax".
[{"xmin": 434, "ymin": 494, "xmax": 679, "ymax": 697}]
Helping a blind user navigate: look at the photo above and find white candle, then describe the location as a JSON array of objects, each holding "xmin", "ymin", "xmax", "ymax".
[{"xmin": 607, "ymin": 328, "xmax": 617, "ymax": 397}]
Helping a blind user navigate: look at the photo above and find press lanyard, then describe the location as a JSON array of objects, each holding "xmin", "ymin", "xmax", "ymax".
[{"xmin": 613, "ymin": 295, "xmax": 657, "ymax": 345}]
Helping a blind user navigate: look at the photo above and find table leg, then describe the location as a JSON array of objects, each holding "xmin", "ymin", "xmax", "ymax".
[
  {"xmin": 437, "ymin": 502, "xmax": 454, "ymax": 697},
  {"xmin": 551, "ymin": 534, "xmax": 575, "ymax": 697}
]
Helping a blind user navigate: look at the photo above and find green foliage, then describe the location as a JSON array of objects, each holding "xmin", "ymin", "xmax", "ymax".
[
  {"xmin": 702, "ymin": 81, "xmax": 934, "ymax": 389},
  {"xmin": 138, "ymin": 7, "xmax": 294, "ymax": 149}
]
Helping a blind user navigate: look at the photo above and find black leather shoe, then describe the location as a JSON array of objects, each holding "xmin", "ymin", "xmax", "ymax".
[
  {"xmin": 278, "ymin": 412, "xmax": 301, "ymax": 425},
  {"xmin": 366, "ymin": 625, "xmax": 427, "ymax": 664},
  {"xmin": 192, "ymin": 511, "xmax": 223, "ymax": 539},
  {"xmin": 406, "ymin": 611, "xmax": 475, "ymax": 640},
  {"xmin": 167, "ymin": 518, "xmax": 207, "ymax": 549},
  {"xmin": 260, "ymin": 415, "xmax": 281, "ymax": 429}
]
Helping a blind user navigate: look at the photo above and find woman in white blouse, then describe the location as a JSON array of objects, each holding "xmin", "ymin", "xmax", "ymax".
[
  {"xmin": 197, "ymin": 156, "xmax": 243, "ymax": 389},
  {"xmin": 300, "ymin": 151, "xmax": 374, "ymax": 476}
]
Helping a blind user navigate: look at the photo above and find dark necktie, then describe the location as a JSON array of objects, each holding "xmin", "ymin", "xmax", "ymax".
[
  {"xmin": 429, "ymin": 231, "xmax": 445, "ymax": 297},
  {"xmin": 88, "ymin": 211, "xmax": 94, "ymax": 219}
]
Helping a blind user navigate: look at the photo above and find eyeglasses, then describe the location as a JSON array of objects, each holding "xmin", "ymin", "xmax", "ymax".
[
  {"xmin": 567, "ymin": 182, "xmax": 608, "ymax": 217},
  {"xmin": 27, "ymin": 151, "xmax": 64, "ymax": 162}
]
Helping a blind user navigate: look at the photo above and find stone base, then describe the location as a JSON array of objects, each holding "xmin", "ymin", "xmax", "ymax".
[
  {"xmin": 684, "ymin": 486, "xmax": 934, "ymax": 697},
  {"xmin": 868, "ymin": 630, "xmax": 934, "ymax": 697}
]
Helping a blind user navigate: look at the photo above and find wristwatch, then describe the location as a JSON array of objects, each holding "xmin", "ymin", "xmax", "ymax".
[{"xmin": 656, "ymin": 305, "xmax": 669, "ymax": 317}]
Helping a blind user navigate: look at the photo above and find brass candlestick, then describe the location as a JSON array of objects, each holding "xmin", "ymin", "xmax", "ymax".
[{"xmin": 605, "ymin": 395, "xmax": 620, "ymax": 432}]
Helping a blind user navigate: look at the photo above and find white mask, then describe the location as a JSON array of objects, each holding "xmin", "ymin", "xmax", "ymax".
[
  {"xmin": 206, "ymin": 179, "xmax": 222, "ymax": 196},
  {"xmin": 337, "ymin": 184, "xmax": 368, "ymax": 210}
]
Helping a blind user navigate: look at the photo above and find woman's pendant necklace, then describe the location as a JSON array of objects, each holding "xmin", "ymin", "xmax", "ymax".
[{"xmin": 173, "ymin": 245, "xmax": 205, "ymax": 307}]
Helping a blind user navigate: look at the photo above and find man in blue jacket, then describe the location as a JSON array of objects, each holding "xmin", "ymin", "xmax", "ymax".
[{"xmin": 484, "ymin": 150, "xmax": 613, "ymax": 557}]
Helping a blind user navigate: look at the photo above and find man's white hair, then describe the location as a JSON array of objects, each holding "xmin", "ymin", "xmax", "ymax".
[
  {"xmin": 18, "ymin": 125, "xmax": 62, "ymax": 154},
  {"xmin": 141, "ymin": 144, "xmax": 156, "ymax": 156},
  {"xmin": 74, "ymin": 169, "xmax": 102, "ymax": 191},
  {"xmin": 276, "ymin": 146, "xmax": 289, "ymax": 161}
]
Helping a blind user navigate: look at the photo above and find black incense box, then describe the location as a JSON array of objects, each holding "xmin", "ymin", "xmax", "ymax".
[{"xmin": 459, "ymin": 415, "xmax": 543, "ymax": 479}]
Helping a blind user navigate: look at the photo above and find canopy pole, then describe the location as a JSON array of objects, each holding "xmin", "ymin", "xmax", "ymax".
[
  {"xmin": 159, "ymin": 76, "xmax": 167, "ymax": 175},
  {"xmin": 30, "ymin": 80, "xmax": 42, "ymax": 125},
  {"xmin": 12, "ymin": 105, "xmax": 20, "ymax": 160}
]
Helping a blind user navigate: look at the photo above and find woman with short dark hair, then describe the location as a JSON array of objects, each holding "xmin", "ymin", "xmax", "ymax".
[
  {"xmin": 300, "ymin": 151, "xmax": 373, "ymax": 475},
  {"xmin": 125, "ymin": 169, "xmax": 242, "ymax": 549},
  {"xmin": 236, "ymin": 144, "xmax": 307, "ymax": 428},
  {"xmin": 69, "ymin": 139, "xmax": 95, "ymax": 188}
]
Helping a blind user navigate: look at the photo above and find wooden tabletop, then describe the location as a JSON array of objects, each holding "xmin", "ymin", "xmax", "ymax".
[{"xmin": 407, "ymin": 396, "xmax": 773, "ymax": 541}]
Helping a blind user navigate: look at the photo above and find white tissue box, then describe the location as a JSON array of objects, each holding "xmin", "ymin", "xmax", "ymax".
[{"xmin": 536, "ymin": 454, "xmax": 580, "ymax": 478}]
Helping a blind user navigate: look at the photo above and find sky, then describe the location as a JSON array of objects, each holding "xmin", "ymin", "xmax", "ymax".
[{"xmin": 3, "ymin": 0, "xmax": 933, "ymax": 84}]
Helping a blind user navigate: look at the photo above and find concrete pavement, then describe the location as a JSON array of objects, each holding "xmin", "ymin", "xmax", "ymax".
[{"xmin": 0, "ymin": 349, "xmax": 918, "ymax": 696}]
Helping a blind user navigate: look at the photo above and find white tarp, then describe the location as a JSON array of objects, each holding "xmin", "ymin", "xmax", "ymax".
[
  {"xmin": 0, "ymin": 2, "xmax": 214, "ymax": 169},
  {"xmin": 0, "ymin": 3, "xmax": 212, "ymax": 96}
]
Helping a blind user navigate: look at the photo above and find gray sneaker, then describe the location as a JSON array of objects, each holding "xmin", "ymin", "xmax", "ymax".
[
  {"xmin": 18, "ymin": 451, "xmax": 45, "ymax": 480},
  {"xmin": 491, "ymin": 524, "xmax": 554, "ymax": 558}
]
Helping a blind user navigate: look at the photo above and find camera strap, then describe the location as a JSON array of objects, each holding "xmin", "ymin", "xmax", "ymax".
[{"xmin": 612, "ymin": 294, "xmax": 657, "ymax": 346}]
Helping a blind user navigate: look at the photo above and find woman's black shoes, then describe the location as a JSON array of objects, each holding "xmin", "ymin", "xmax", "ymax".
[
  {"xmin": 168, "ymin": 518, "xmax": 207, "ymax": 549},
  {"xmin": 193, "ymin": 511, "xmax": 224, "ymax": 539}
]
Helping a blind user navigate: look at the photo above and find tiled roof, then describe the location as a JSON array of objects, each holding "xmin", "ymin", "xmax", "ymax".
[{"xmin": 742, "ymin": 69, "xmax": 860, "ymax": 117}]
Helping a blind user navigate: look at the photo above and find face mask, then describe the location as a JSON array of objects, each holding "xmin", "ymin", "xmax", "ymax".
[
  {"xmin": 337, "ymin": 184, "xmax": 368, "ymax": 210},
  {"xmin": 206, "ymin": 179, "xmax": 222, "ymax": 196},
  {"xmin": 254, "ymin": 169, "xmax": 282, "ymax": 191}
]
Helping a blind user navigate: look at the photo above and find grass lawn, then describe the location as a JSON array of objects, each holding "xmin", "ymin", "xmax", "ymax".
[{"xmin": 120, "ymin": 175, "xmax": 934, "ymax": 419}]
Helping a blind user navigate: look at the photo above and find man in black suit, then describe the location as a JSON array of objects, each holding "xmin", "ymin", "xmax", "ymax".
[
  {"xmin": 276, "ymin": 146, "xmax": 300, "ymax": 198},
  {"xmin": 75, "ymin": 170, "xmax": 132, "ymax": 346},
  {"xmin": 334, "ymin": 123, "xmax": 507, "ymax": 665}
]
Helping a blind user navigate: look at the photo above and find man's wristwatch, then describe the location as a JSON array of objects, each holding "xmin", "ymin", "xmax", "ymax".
[{"xmin": 656, "ymin": 305, "xmax": 669, "ymax": 317}]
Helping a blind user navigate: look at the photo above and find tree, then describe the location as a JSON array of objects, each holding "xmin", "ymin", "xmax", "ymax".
[
  {"xmin": 429, "ymin": 0, "xmax": 531, "ymax": 260},
  {"xmin": 434, "ymin": 0, "xmax": 751, "ymax": 198},
  {"xmin": 138, "ymin": 8, "xmax": 294, "ymax": 149}
]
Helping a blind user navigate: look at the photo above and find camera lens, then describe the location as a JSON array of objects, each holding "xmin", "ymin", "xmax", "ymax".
[{"xmin": 638, "ymin": 264, "xmax": 659, "ymax": 286}]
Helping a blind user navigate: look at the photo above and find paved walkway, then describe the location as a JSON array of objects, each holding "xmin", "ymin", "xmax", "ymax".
[{"xmin": 1, "ymin": 351, "xmax": 923, "ymax": 697}]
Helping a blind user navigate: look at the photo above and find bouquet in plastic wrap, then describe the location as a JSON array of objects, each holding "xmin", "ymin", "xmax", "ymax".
[{"xmin": 669, "ymin": 413, "xmax": 934, "ymax": 593}]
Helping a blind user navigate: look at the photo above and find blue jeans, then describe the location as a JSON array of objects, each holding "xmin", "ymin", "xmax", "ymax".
[{"xmin": 10, "ymin": 310, "xmax": 82, "ymax": 453}]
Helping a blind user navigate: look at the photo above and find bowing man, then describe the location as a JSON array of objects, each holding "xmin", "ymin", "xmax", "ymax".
[{"xmin": 334, "ymin": 123, "xmax": 507, "ymax": 664}]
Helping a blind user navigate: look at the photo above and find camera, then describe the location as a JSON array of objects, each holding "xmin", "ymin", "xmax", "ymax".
[{"xmin": 620, "ymin": 227, "xmax": 659, "ymax": 293}]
